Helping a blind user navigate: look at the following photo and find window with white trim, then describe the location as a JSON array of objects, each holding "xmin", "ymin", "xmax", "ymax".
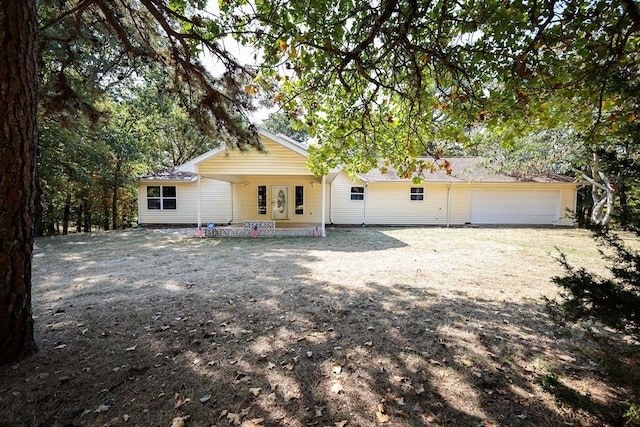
[
  {"xmin": 257, "ymin": 185, "xmax": 267, "ymax": 215},
  {"xmin": 147, "ymin": 185, "xmax": 177, "ymax": 210},
  {"xmin": 350, "ymin": 186, "xmax": 365, "ymax": 200},
  {"xmin": 295, "ymin": 185, "xmax": 304, "ymax": 214},
  {"xmin": 410, "ymin": 187, "xmax": 424, "ymax": 201}
]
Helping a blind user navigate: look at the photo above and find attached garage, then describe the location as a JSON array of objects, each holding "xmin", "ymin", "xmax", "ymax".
[
  {"xmin": 344, "ymin": 158, "xmax": 578, "ymax": 227},
  {"xmin": 469, "ymin": 189, "xmax": 561, "ymax": 225}
]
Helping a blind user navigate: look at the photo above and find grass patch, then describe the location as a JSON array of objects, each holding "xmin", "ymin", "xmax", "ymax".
[{"xmin": 0, "ymin": 226, "xmax": 636, "ymax": 426}]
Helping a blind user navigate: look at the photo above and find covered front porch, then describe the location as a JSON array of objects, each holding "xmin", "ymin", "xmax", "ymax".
[{"xmin": 174, "ymin": 130, "xmax": 337, "ymax": 237}]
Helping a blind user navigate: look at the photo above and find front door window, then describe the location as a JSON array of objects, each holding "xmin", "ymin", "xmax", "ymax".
[{"xmin": 272, "ymin": 186, "xmax": 289, "ymax": 219}]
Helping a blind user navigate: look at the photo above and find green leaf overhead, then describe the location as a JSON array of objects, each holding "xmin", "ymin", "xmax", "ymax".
[
  {"xmin": 38, "ymin": 0, "xmax": 263, "ymax": 148},
  {"xmin": 221, "ymin": 0, "xmax": 640, "ymax": 176}
]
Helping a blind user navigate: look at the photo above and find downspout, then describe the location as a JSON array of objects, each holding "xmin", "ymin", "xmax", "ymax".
[
  {"xmin": 362, "ymin": 183, "xmax": 368, "ymax": 227},
  {"xmin": 329, "ymin": 177, "xmax": 335, "ymax": 226},
  {"xmin": 446, "ymin": 183, "xmax": 452, "ymax": 228},
  {"xmin": 321, "ymin": 175, "xmax": 326, "ymax": 236},
  {"xmin": 467, "ymin": 179, "xmax": 472, "ymax": 224},
  {"xmin": 229, "ymin": 182, "xmax": 234, "ymax": 225}
]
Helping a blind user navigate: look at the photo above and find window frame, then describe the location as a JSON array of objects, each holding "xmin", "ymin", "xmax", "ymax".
[
  {"xmin": 257, "ymin": 185, "xmax": 267, "ymax": 215},
  {"xmin": 295, "ymin": 185, "xmax": 304, "ymax": 215},
  {"xmin": 146, "ymin": 185, "xmax": 177, "ymax": 210},
  {"xmin": 350, "ymin": 186, "xmax": 365, "ymax": 201},
  {"xmin": 410, "ymin": 187, "xmax": 424, "ymax": 201}
]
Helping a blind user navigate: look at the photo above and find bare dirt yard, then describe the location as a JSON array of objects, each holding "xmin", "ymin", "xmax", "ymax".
[{"xmin": 1, "ymin": 226, "xmax": 638, "ymax": 427}]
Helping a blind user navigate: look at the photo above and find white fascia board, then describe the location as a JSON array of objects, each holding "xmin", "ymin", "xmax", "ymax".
[
  {"xmin": 355, "ymin": 173, "xmax": 369, "ymax": 183},
  {"xmin": 137, "ymin": 176, "xmax": 198, "ymax": 183}
]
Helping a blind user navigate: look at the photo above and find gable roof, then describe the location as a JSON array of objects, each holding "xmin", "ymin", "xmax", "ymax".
[
  {"xmin": 357, "ymin": 157, "xmax": 575, "ymax": 184},
  {"xmin": 176, "ymin": 129, "xmax": 308, "ymax": 174}
]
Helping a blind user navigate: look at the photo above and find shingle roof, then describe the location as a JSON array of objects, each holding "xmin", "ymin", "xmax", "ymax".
[
  {"xmin": 138, "ymin": 168, "xmax": 197, "ymax": 182},
  {"xmin": 358, "ymin": 157, "xmax": 575, "ymax": 183},
  {"xmin": 139, "ymin": 157, "xmax": 575, "ymax": 184}
]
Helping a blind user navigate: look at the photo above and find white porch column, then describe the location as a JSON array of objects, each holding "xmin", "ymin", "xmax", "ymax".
[
  {"xmin": 196, "ymin": 170, "xmax": 202, "ymax": 229},
  {"xmin": 321, "ymin": 175, "xmax": 326, "ymax": 237}
]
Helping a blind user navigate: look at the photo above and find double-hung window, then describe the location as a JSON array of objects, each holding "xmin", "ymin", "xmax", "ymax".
[
  {"xmin": 350, "ymin": 186, "xmax": 365, "ymax": 200},
  {"xmin": 410, "ymin": 187, "xmax": 424, "ymax": 201},
  {"xmin": 147, "ymin": 186, "xmax": 177, "ymax": 210}
]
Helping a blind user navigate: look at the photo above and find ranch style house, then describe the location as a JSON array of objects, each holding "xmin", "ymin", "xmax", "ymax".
[{"xmin": 137, "ymin": 129, "xmax": 579, "ymax": 236}]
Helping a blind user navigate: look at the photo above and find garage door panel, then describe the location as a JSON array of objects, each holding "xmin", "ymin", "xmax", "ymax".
[{"xmin": 470, "ymin": 190, "xmax": 560, "ymax": 224}]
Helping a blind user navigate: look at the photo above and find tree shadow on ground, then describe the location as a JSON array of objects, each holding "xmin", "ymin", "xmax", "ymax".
[{"xmin": 0, "ymin": 229, "xmax": 630, "ymax": 426}]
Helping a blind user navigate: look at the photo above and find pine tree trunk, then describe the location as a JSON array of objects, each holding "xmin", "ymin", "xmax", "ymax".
[
  {"xmin": 0, "ymin": 0, "xmax": 39, "ymax": 363},
  {"xmin": 45, "ymin": 203, "xmax": 56, "ymax": 235},
  {"xmin": 62, "ymin": 193, "xmax": 71, "ymax": 235},
  {"xmin": 112, "ymin": 159, "xmax": 122, "ymax": 230},
  {"xmin": 103, "ymin": 201, "xmax": 110, "ymax": 231},
  {"xmin": 34, "ymin": 165, "xmax": 44, "ymax": 237},
  {"xmin": 76, "ymin": 202, "xmax": 83, "ymax": 233},
  {"xmin": 83, "ymin": 198, "xmax": 92, "ymax": 232}
]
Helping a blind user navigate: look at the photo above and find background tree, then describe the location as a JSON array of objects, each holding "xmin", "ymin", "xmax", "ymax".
[
  {"xmin": 35, "ymin": 0, "xmax": 270, "ymax": 237},
  {"xmin": 130, "ymin": 70, "xmax": 229, "ymax": 167},
  {"xmin": 0, "ymin": 0, "xmax": 39, "ymax": 364},
  {"xmin": 2, "ymin": 0, "xmax": 271, "ymax": 362},
  {"xmin": 260, "ymin": 111, "xmax": 309, "ymax": 143},
  {"xmin": 38, "ymin": 0, "xmax": 262, "ymax": 146}
]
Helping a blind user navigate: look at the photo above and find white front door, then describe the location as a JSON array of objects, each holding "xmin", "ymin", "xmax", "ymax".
[{"xmin": 272, "ymin": 186, "xmax": 289, "ymax": 219}]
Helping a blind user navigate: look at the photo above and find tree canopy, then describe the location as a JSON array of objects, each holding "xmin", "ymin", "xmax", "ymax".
[
  {"xmin": 221, "ymin": 0, "xmax": 640, "ymax": 178},
  {"xmin": 38, "ymin": 0, "xmax": 263, "ymax": 148}
]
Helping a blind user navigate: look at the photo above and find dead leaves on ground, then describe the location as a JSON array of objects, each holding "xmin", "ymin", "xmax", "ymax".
[
  {"xmin": 170, "ymin": 415, "xmax": 190, "ymax": 427},
  {"xmin": 220, "ymin": 407, "xmax": 265, "ymax": 426},
  {"xmin": 39, "ymin": 310, "xmax": 487, "ymax": 427},
  {"xmin": 330, "ymin": 382, "xmax": 344, "ymax": 394},
  {"xmin": 174, "ymin": 393, "xmax": 191, "ymax": 409}
]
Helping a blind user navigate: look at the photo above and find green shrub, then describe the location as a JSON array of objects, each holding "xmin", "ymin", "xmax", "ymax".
[{"xmin": 548, "ymin": 227, "xmax": 640, "ymax": 342}]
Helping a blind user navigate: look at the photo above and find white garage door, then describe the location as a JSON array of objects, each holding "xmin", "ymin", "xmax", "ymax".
[{"xmin": 469, "ymin": 190, "xmax": 560, "ymax": 224}]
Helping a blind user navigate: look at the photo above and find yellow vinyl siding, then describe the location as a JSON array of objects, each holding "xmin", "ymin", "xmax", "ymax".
[
  {"xmin": 200, "ymin": 178, "xmax": 233, "ymax": 224},
  {"xmin": 365, "ymin": 183, "xmax": 449, "ymax": 225},
  {"xmin": 558, "ymin": 185, "xmax": 577, "ymax": 226},
  {"xmin": 331, "ymin": 175, "xmax": 454, "ymax": 225},
  {"xmin": 448, "ymin": 185, "xmax": 470, "ymax": 225},
  {"xmin": 330, "ymin": 174, "xmax": 366, "ymax": 224},
  {"xmin": 229, "ymin": 176, "xmax": 323, "ymax": 224},
  {"xmin": 329, "ymin": 172, "xmax": 578, "ymax": 226},
  {"xmin": 197, "ymin": 136, "xmax": 312, "ymax": 177},
  {"xmin": 137, "ymin": 179, "xmax": 231, "ymax": 225}
]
